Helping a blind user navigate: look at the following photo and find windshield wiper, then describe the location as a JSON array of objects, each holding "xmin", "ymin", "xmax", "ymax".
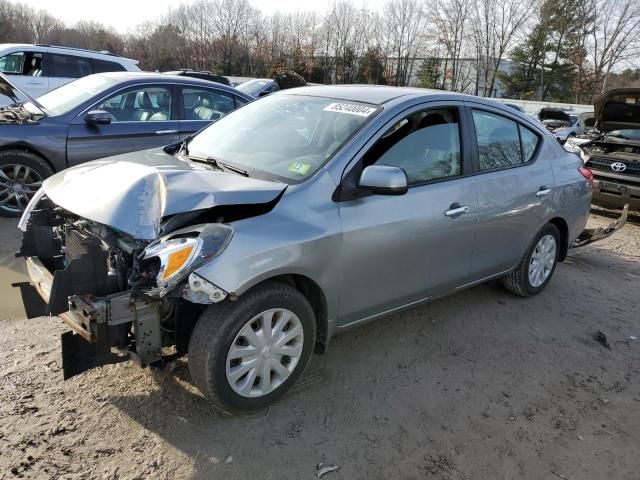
[
  {"xmin": 217, "ymin": 161, "xmax": 249, "ymax": 177},
  {"xmin": 187, "ymin": 155, "xmax": 249, "ymax": 177}
]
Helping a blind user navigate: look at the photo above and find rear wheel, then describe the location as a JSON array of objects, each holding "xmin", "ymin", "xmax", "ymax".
[
  {"xmin": 0, "ymin": 150, "xmax": 53, "ymax": 217},
  {"xmin": 188, "ymin": 281, "xmax": 316, "ymax": 413},
  {"xmin": 502, "ymin": 223, "xmax": 561, "ymax": 297}
]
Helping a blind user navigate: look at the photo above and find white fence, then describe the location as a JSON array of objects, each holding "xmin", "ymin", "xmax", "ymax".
[{"xmin": 491, "ymin": 97, "xmax": 593, "ymax": 115}]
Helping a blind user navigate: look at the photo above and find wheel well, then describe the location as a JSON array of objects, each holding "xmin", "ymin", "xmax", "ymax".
[
  {"xmin": 548, "ymin": 217, "xmax": 569, "ymax": 261},
  {"xmin": 0, "ymin": 145, "xmax": 56, "ymax": 173},
  {"xmin": 263, "ymin": 274, "xmax": 329, "ymax": 354}
]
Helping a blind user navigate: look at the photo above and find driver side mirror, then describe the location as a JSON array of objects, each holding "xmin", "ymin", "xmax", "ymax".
[
  {"xmin": 357, "ymin": 165, "xmax": 408, "ymax": 195},
  {"xmin": 84, "ymin": 109, "xmax": 111, "ymax": 126}
]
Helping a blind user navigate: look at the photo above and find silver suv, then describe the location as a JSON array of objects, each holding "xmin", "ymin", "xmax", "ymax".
[
  {"xmin": 16, "ymin": 86, "xmax": 593, "ymax": 413},
  {"xmin": 0, "ymin": 44, "xmax": 140, "ymax": 97}
]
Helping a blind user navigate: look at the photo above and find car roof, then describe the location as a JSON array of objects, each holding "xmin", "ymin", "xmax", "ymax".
[
  {"xmin": 91, "ymin": 72, "xmax": 252, "ymax": 98},
  {"xmin": 0, "ymin": 43, "xmax": 138, "ymax": 64},
  {"xmin": 282, "ymin": 84, "xmax": 471, "ymax": 105}
]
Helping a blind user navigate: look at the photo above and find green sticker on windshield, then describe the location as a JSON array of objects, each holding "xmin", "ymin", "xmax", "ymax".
[{"xmin": 288, "ymin": 162, "xmax": 311, "ymax": 175}]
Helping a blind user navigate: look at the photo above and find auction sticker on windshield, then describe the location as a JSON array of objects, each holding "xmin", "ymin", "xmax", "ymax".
[
  {"xmin": 288, "ymin": 162, "xmax": 311, "ymax": 175},
  {"xmin": 323, "ymin": 103, "xmax": 377, "ymax": 117}
]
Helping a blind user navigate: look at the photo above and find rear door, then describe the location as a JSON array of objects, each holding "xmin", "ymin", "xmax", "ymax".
[
  {"xmin": 67, "ymin": 84, "xmax": 180, "ymax": 166},
  {"xmin": 0, "ymin": 49, "xmax": 49, "ymax": 96},
  {"xmin": 465, "ymin": 103, "xmax": 554, "ymax": 280},
  {"xmin": 178, "ymin": 86, "xmax": 248, "ymax": 139}
]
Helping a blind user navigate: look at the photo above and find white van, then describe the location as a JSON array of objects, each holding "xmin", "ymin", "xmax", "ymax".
[{"xmin": 0, "ymin": 44, "xmax": 140, "ymax": 97}]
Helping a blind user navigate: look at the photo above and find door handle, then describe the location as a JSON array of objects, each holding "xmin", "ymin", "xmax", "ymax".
[
  {"xmin": 444, "ymin": 205, "xmax": 470, "ymax": 217},
  {"xmin": 26, "ymin": 81, "xmax": 42, "ymax": 85},
  {"xmin": 155, "ymin": 129, "xmax": 178, "ymax": 135},
  {"xmin": 536, "ymin": 187, "xmax": 551, "ymax": 198}
]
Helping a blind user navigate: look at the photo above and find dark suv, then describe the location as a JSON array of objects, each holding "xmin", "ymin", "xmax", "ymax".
[{"xmin": 0, "ymin": 72, "xmax": 253, "ymax": 216}]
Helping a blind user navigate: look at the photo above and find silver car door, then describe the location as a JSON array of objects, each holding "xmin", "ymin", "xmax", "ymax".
[
  {"xmin": 465, "ymin": 103, "xmax": 555, "ymax": 280},
  {"xmin": 337, "ymin": 104, "xmax": 479, "ymax": 326}
]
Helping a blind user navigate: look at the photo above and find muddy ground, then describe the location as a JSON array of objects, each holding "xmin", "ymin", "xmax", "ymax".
[{"xmin": 1, "ymin": 211, "xmax": 639, "ymax": 480}]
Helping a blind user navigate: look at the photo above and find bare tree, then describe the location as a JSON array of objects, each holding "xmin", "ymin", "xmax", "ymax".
[
  {"xmin": 383, "ymin": 0, "xmax": 430, "ymax": 86},
  {"xmin": 589, "ymin": 0, "xmax": 640, "ymax": 94},
  {"xmin": 432, "ymin": 0, "xmax": 472, "ymax": 91},
  {"xmin": 472, "ymin": 0, "xmax": 536, "ymax": 96}
]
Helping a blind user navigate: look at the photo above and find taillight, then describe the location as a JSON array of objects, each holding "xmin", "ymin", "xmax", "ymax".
[{"xmin": 578, "ymin": 166, "xmax": 593, "ymax": 183}]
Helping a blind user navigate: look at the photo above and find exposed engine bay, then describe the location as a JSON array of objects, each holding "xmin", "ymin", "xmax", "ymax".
[{"xmin": 14, "ymin": 195, "xmax": 243, "ymax": 379}]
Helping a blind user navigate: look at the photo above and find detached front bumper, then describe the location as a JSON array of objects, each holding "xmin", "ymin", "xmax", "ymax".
[
  {"xmin": 15, "ymin": 256, "xmax": 163, "ymax": 379},
  {"xmin": 592, "ymin": 177, "xmax": 640, "ymax": 211}
]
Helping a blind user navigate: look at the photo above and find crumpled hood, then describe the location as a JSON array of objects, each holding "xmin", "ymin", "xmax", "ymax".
[
  {"xmin": 594, "ymin": 88, "xmax": 640, "ymax": 133},
  {"xmin": 43, "ymin": 148, "xmax": 287, "ymax": 240}
]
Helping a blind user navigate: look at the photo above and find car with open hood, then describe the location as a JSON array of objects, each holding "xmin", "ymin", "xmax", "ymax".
[
  {"xmin": 15, "ymin": 85, "xmax": 594, "ymax": 413},
  {"xmin": 236, "ymin": 70, "xmax": 307, "ymax": 97},
  {"xmin": 0, "ymin": 72, "xmax": 252, "ymax": 217},
  {"xmin": 565, "ymin": 89, "xmax": 640, "ymax": 210},
  {"xmin": 538, "ymin": 107, "xmax": 581, "ymax": 143}
]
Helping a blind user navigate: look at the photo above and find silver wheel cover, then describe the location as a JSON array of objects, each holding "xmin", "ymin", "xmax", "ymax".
[
  {"xmin": 226, "ymin": 308, "xmax": 304, "ymax": 398},
  {"xmin": 0, "ymin": 164, "xmax": 43, "ymax": 214},
  {"xmin": 528, "ymin": 234, "xmax": 557, "ymax": 288}
]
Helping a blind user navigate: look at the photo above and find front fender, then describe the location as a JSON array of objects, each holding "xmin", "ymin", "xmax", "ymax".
[{"xmin": 191, "ymin": 171, "xmax": 343, "ymax": 340}]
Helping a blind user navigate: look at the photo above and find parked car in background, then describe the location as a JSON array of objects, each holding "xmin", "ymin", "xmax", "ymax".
[
  {"xmin": 538, "ymin": 107, "xmax": 580, "ymax": 143},
  {"xmin": 0, "ymin": 72, "xmax": 252, "ymax": 216},
  {"xmin": 164, "ymin": 69, "xmax": 230, "ymax": 86},
  {"xmin": 16, "ymin": 86, "xmax": 593, "ymax": 412},
  {"xmin": 0, "ymin": 44, "xmax": 140, "ymax": 97},
  {"xmin": 566, "ymin": 89, "xmax": 640, "ymax": 210},
  {"xmin": 236, "ymin": 70, "xmax": 307, "ymax": 97}
]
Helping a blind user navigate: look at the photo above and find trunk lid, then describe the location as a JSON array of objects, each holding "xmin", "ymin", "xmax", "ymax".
[{"xmin": 42, "ymin": 148, "xmax": 287, "ymax": 240}]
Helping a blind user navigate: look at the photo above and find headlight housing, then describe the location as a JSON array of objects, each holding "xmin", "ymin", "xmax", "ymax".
[
  {"xmin": 140, "ymin": 223, "xmax": 233, "ymax": 296},
  {"xmin": 18, "ymin": 188, "xmax": 46, "ymax": 231}
]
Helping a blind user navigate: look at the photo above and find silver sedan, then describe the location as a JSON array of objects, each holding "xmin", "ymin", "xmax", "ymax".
[{"xmin": 17, "ymin": 86, "xmax": 592, "ymax": 412}]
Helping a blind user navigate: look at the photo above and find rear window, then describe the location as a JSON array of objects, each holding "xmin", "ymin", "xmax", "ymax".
[
  {"xmin": 472, "ymin": 110, "xmax": 540, "ymax": 170},
  {"xmin": 91, "ymin": 59, "xmax": 126, "ymax": 74}
]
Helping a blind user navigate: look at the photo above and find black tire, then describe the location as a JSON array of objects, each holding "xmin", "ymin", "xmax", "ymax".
[
  {"xmin": 188, "ymin": 281, "xmax": 316, "ymax": 413},
  {"xmin": 502, "ymin": 223, "xmax": 561, "ymax": 297},
  {"xmin": 0, "ymin": 150, "xmax": 53, "ymax": 217}
]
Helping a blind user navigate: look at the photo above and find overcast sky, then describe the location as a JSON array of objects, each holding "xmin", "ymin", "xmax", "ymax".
[{"xmin": 18, "ymin": 0, "xmax": 387, "ymax": 33}]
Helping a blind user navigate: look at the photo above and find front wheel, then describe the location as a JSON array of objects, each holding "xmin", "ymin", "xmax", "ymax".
[
  {"xmin": 502, "ymin": 223, "xmax": 561, "ymax": 297},
  {"xmin": 188, "ymin": 281, "xmax": 316, "ymax": 413},
  {"xmin": 0, "ymin": 150, "xmax": 53, "ymax": 217}
]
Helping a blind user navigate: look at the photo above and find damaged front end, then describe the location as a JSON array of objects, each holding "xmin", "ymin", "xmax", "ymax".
[{"xmin": 14, "ymin": 194, "xmax": 232, "ymax": 380}]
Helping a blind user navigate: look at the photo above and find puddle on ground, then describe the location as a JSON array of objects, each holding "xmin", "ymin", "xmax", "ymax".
[{"xmin": 0, "ymin": 261, "xmax": 27, "ymax": 319}]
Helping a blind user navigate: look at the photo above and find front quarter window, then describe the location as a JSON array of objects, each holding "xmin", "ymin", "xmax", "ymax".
[{"xmin": 186, "ymin": 95, "xmax": 379, "ymax": 183}]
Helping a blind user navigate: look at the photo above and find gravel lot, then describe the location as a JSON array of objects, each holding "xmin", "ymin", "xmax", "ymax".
[{"xmin": 1, "ymin": 212, "xmax": 639, "ymax": 480}]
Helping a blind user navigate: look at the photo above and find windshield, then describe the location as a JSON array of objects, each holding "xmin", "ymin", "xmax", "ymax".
[
  {"xmin": 36, "ymin": 75, "xmax": 118, "ymax": 115},
  {"xmin": 186, "ymin": 94, "xmax": 380, "ymax": 183},
  {"xmin": 236, "ymin": 79, "xmax": 273, "ymax": 96}
]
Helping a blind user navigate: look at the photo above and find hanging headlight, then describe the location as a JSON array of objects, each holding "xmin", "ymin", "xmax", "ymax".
[{"xmin": 140, "ymin": 223, "xmax": 233, "ymax": 296}]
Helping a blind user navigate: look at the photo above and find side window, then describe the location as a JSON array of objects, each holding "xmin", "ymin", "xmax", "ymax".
[
  {"xmin": 363, "ymin": 108, "xmax": 462, "ymax": 185},
  {"xmin": 95, "ymin": 87, "xmax": 172, "ymax": 122},
  {"xmin": 49, "ymin": 54, "xmax": 92, "ymax": 78},
  {"xmin": 0, "ymin": 51, "xmax": 44, "ymax": 76},
  {"xmin": 91, "ymin": 59, "xmax": 126, "ymax": 74},
  {"xmin": 472, "ymin": 110, "xmax": 522, "ymax": 170},
  {"xmin": 182, "ymin": 88, "xmax": 236, "ymax": 121},
  {"xmin": 520, "ymin": 126, "xmax": 540, "ymax": 162}
]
